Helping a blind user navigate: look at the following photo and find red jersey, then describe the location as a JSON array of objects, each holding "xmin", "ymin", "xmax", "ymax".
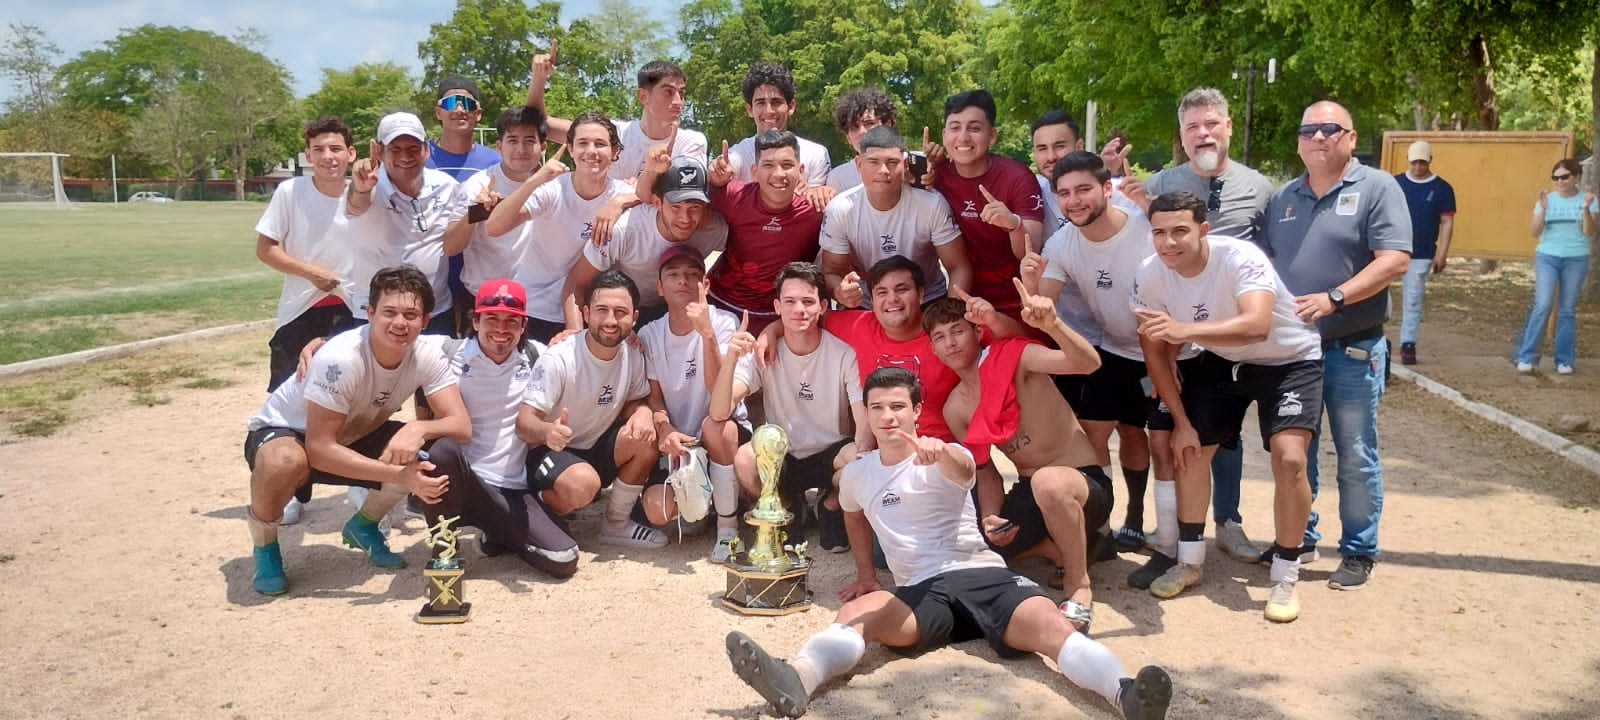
[
  {"xmin": 707, "ymin": 181, "xmax": 823, "ymax": 316},
  {"xmin": 823, "ymin": 310, "xmax": 963, "ymax": 442},
  {"xmin": 932, "ymin": 155, "xmax": 1044, "ymax": 313}
]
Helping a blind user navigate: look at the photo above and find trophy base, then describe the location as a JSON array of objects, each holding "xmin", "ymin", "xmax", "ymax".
[
  {"xmin": 722, "ymin": 558, "xmax": 812, "ymax": 616},
  {"xmin": 415, "ymin": 601, "xmax": 472, "ymax": 624}
]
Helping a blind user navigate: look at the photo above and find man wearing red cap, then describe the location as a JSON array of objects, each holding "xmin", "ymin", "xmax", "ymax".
[{"xmin": 417, "ymin": 279, "xmax": 582, "ymax": 577}]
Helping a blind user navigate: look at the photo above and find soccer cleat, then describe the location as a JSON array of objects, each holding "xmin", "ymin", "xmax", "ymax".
[
  {"xmin": 1127, "ymin": 552, "xmax": 1177, "ymax": 590},
  {"xmin": 818, "ymin": 504, "xmax": 849, "ymax": 553},
  {"xmin": 1148, "ymin": 563, "xmax": 1202, "ymax": 599},
  {"xmin": 599, "ymin": 520, "xmax": 668, "ymax": 549},
  {"xmin": 251, "ymin": 542, "xmax": 288, "ymax": 596},
  {"xmin": 478, "ymin": 531, "xmax": 506, "ymax": 557},
  {"xmin": 341, "ymin": 513, "xmax": 406, "ymax": 569},
  {"xmin": 709, "ymin": 530, "xmax": 738, "ymax": 564},
  {"xmin": 1215, "ymin": 520, "xmax": 1263, "ymax": 563},
  {"xmin": 1400, "ymin": 342, "xmax": 1417, "ymax": 365},
  {"xmin": 1118, "ymin": 665, "xmax": 1173, "ymax": 720},
  {"xmin": 1264, "ymin": 579, "xmax": 1300, "ymax": 623},
  {"xmin": 279, "ymin": 497, "xmax": 304, "ymax": 526},
  {"xmin": 1114, "ymin": 525, "xmax": 1148, "ymax": 552},
  {"xmin": 1327, "ymin": 555, "xmax": 1375, "ymax": 590},
  {"xmin": 1516, "ymin": 361, "xmax": 1534, "ymax": 374},
  {"xmin": 726, "ymin": 631, "xmax": 809, "ymax": 718}
]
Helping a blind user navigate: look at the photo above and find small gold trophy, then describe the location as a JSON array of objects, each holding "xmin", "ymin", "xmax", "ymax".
[
  {"xmin": 415, "ymin": 515, "xmax": 471, "ymax": 624},
  {"xmin": 722, "ymin": 424, "xmax": 813, "ymax": 615}
]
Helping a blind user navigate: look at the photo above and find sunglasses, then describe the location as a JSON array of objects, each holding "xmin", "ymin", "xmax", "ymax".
[
  {"xmin": 1552, "ymin": 173, "xmax": 1574, "ymax": 181},
  {"xmin": 1207, "ymin": 176, "xmax": 1225, "ymax": 213},
  {"xmin": 388, "ymin": 195, "xmax": 427, "ymax": 232},
  {"xmin": 478, "ymin": 294, "xmax": 525, "ymax": 310},
  {"xmin": 1296, "ymin": 122, "xmax": 1349, "ymax": 140},
  {"xmin": 438, "ymin": 95, "xmax": 479, "ymax": 112}
]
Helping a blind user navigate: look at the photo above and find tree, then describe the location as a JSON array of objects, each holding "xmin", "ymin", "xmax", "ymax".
[
  {"xmin": 416, "ymin": 0, "xmax": 564, "ymax": 124},
  {"xmin": 129, "ymin": 70, "xmax": 211, "ymax": 199},
  {"xmin": 0, "ymin": 23, "xmax": 63, "ymax": 152},
  {"xmin": 302, "ymin": 62, "xmax": 418, "ymax": 146},
  {"xmin": 200, "ymin": 31, "xmax": 296, "ymax": 200},
  {"xmin": 546, "ymin": 0, "xmax": 675, "ymax": 122}
]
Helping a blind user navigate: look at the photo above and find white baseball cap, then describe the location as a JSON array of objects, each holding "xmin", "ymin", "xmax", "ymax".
[
  {"xmin": 1407, "ymin": 141, "xmax": 1432, "ymax": 163},
  {"xmin": 377, "ymin": 112, "xmax": 426, "ymax": 145}
]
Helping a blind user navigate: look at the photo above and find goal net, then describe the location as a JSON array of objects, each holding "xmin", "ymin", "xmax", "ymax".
[{"xmin": 0, "ymin": 152, "xmax": 69, "ymax": 205}]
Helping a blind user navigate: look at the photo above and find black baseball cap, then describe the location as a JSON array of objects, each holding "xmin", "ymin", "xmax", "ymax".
[{"xmin": 655, "ymin": 157, "xmax": 711, "ymax": 204}]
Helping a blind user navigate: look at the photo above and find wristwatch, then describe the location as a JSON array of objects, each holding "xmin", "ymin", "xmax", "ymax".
[{"xmin": 1327, "ymin": 288, "xmax": 1345, "ymax": 310}]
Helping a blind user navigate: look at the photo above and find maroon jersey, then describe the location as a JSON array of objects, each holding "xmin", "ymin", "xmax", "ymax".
[
  {"xmin": 707, "ymin": 181, "xmax": 823, "ymax": 318},
  {"xmin": 932, "ymin": 155, "xmax": 1044, "ymax": 313}
]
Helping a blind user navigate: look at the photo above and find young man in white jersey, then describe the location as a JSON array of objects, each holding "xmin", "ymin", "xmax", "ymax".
[
  {"xmin": 564, "ymin": 155, "xmax": 728, "ymax": 328},
  {"xmin": 1131, "ymin": 191, "xmax": 1323, "ymax": 622},
  {"xmin": 727, "ymin": 62, "xmax": 832, "ymax": 201},
  {"xmin": 345, "ymin": 112, "xmax": 466, "ymax": 337},
  {"xmin": 518, "ymin": 270, "xmax": 667, "ymax": 548},
  {"xmin": 818, "ymin": 126, "xmax": 972, "ymax": 309},
  {"xmin": 708, "ymin": 263, "xmax": 867, "ymax": 552},
  {"xmin": 1021, "ymin": 151, "xmax": 1172, "ymax": 575},
  {"xmin": 636, "ymin": 246, "xmax": 752, "ymax": 555},
  {"xmin": 724, "ymin": 367, "xmax": 1172, "ymax": 720},
  {"xmin": 241, "ymin": 266, "xmax": 471, "ymax": 596},
  {"xmin": 445, "ymin": 106, "xmax": 549, "ymax": 303},
  {"xmin": 417, "ymin": 279, "xmax": 581, "ymax": 578},
  {"xmin": 825, "ymin": 87, "xmax": 898, "ymax": 192},
  {"xmin": 483, "ymin": 111, "xmax": 634, "ymax": 343}
]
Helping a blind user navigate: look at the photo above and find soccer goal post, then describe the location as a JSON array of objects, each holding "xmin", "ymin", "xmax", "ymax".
[{"xmin": 0, "ymin": 152, "xmax": 70, "ymax": 206}]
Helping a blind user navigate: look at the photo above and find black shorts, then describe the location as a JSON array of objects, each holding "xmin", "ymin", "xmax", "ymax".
[
  {"xmin": 1077, "ymin": 349, "xmax": 1159, "ymax": 427},
  {"xmin": 779, "ymin": 437, "xmax": 854, "ymax": 500},
  {"xmin": 526, "ymin": 415, "xmax": 632, "ymax": 491},
  {"xmin": 1051, "ymin": 373, "xmax": 1088, "ymax": 415},
  {"xmin": 985, "ymin": 466, "xmax": 1113, "ymax": 559},
  {"xmin": 889, "ymin": 566, "xmax": 1049, "ymax": 658},
  {"xmin": 1144, "ymin": 355, "xmax": 1207, "ymax": 433},
  {"xmin": 266, "ymin": 303, "xmax": 359, "ymax": 392},
  {"xmin": 242, "ymin": 421, "xmax": 407, "ymax": 498},
  {"xmin": 1187, "ymin": 353, "xmax": 1323, "ymax": 451}
]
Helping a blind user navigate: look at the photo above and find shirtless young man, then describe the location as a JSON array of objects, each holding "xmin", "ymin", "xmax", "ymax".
[
  {"xmin": 723, "ymin": 367, "xmax": 1171, "ymax": 720},
  {"xmin": 926, "ymin": 281, "xmax": 1107, "ymax": 619}
]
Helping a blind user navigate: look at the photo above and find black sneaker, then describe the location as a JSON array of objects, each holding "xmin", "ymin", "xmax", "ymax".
[
  {"xmin": 478, "ymin": 531, "xmax": 506, "ymax": 557},
  {"xmin": 1119, "ymin": 665, "xmax": 1173, "ymax": 720},
  {"xmin": 1127, "ymin": 552, "xmax": 1177, "ymax": 590},
  {"xmin": 1327, "ymin": 555, "xmax": 1375, "ymax": 590},
  {"xmin": 1400, "ymin": 342, "xmax": 1417, "ymax": 366},
  {"xmin": 818, "ymin": 503, "xmax": 849, "ymax": 553}
]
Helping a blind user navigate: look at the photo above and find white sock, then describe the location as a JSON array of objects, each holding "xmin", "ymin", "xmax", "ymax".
[
  {"xmin": 1177, "ymin": 539, "xmax": 1206, "ymax": 566},
  {"xmin": 1270, "ymin": 555, "xmax": 1301, "ymax": 584},
  {"xmin": 1152, "ymin": 480, "xmax": 1178, "ymax": 556},
  {"xmin": 607, "ymin": 480, "xmax": 644, "ymax": 525},
  {"xmin": 1055, "ymin": 631, "xmax": 1126, "ymax": 705},
  {"xmin": 711, "ymin": 461, "xmax": 738, "ymax": 529},
  {"xmin": 790, "ymin": 623, "xmax": 865, "ymax": 695},
  {"xmin": 247, "ymin": 507, "xmax": 279, "ymax": 546}
]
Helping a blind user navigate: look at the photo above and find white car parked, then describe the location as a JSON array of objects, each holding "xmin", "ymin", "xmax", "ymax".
[{"xmin": 129, "ymin": 191, "xmax": 174, "ymax": 203}]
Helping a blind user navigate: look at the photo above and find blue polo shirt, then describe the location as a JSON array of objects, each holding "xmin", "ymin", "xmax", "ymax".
[
  {"xmin": 1262, "ymin": 159, "xmax": 1413, "ymax": 340},
  {"xmin": 1395, "ymin": 173, "xmax": 1455, "ymax": 259},
  {"xmin": 427, "ymin": 141, "xmax": 501, "ymax": 182}
]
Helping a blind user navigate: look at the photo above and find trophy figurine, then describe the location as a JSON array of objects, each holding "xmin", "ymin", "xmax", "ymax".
[
  {"xmin": 722, "ymin": 424, "xmax": 813, "ymax": 615},
  {"xmin": 415, "ymin": 514, "xmax": 472, "ymax": 624}
]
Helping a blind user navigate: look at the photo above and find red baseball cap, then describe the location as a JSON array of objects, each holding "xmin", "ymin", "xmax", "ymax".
[
  {"xmin": 658, "ymin": 243, "xmax": 707, "ymax": 272},
  {"xmin": 474, "ymin": 279, "xmax": 527, "ymax": 317}
]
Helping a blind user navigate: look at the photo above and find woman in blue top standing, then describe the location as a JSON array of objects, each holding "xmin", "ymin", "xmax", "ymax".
[{"xmin": 1516, "ymin": 158, "xmax": 1597, "ymax": 374}]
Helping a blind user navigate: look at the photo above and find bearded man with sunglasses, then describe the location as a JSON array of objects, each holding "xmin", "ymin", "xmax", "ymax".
[{"xmin": 1259, "ymin": 100, "xmax": 1411, "ymax": 592}]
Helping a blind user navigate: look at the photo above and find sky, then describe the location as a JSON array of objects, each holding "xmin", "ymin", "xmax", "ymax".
[{"xmin": 1, "ymin": 0, "xmax": 680, "ymax": 102}]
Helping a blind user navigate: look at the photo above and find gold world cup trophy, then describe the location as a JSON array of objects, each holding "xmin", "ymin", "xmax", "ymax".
[
  {"xmin": 722, "ymin": 424, "xmax": 813, "ymax": 615},
  {"xmin": 415, "ymin": 515, "xmax": 471, "ymax": 624}
]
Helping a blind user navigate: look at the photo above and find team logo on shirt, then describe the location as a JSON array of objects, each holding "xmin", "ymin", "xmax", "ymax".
[
  {"xmin": 763, "ymin": 217, "xmax": 783, "ymax": 233},
  {"xmin": 1192, "ymin": 303, "xmax": 1210, "ymax": 321},
  {"xmin": 1240, "ymin": 261, "xmax": 1267, "ymax": 282},
  {"xmin": 881, "ymin": 491, "xmax": 901, "ymax": 508},
  {"xmin": 514, "ymin": 361, "xmax": 531, "ymax": 381},
  {"xmin": 1095, "ymin": 270, "xmax": 1113, "ymax": 290},
  {"xmin": 879, "ymin": 234, "xmax": 896, "ymax": 253},
  {"xmin": 684, "ymin": 357, "xmax": 698, "ymax": 380},
  {"xmin": 314, "ymin": 365, "xmax": 343, "ymax": 396},
  {"xmin": 798, "ymin": 382, "xmax": 814, "ymax": 401},
  {"xmin": 581, "ymin": 222, "xmax": 594, "ymax": 240},
  {"xmin": 960, "ymin": 200, "xmax": 979, "ymax": 219},
  {"xmin": 1277, "ymin": 391, "xmax": 1303, "ymax": 417},
  {"xmin": 1279, "ymin": 204, "xmax": 1296, "ymax": 223},
  {"xmin": 1336, "ymin": 192, "xmax": 1360, "ymax": 216},
  {"xmin": 598, "ymin": 383, "xmax": 616, "ymax": 406},
  {"xmin": 1030, "ymin": 192, "xmax": 1043, "ymax": 210},
  {"xmin": 459, "ymin": 362, "xmax": 472, "ymax": 378},
  {"xmin": 374, "ymin": 390, "xmax": 392, "ymax": 407}
]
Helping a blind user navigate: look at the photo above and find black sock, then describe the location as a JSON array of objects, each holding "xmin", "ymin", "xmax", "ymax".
[
  {"xmin": 1178, "ymin": 521, "xmax": 1205, "ymax": 542},
  {"xmin": 1121, "ymin": 466, "xmax": 1149, "ymax": 529},
  {"xmin": 1270, "ymin": 543, "xmax": 1303, "ymax": 561}
]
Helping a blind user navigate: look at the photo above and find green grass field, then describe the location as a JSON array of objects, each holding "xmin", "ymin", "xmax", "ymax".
[{"xmin": 0, "ymin": 202, "xmax": 279, "ymax": 364}]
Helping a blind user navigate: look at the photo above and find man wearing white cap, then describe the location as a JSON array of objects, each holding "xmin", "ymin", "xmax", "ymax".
[{"xmin": 1393, "ymin": 140, "xmax": 1456, "ymax": 365}]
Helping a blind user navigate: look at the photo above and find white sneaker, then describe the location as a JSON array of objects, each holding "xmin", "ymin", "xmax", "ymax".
[
  {"xmin": 280, "ymin": 497, "xmax": 304, "ymax": 525},
  {"xmin": 1516, "ymin": 362, "xmax": 1534, "ymax": 373},
  {"xmin": 1556, "ymin": 364, "xmax": 1574, "ymax": 375},
  {"xmin": 599, "ymin": 520, "xmax": 668, "ymax": 549},
  {"xmin": 709, "ymin": 530, "xmax": 738, "ymax": 564},
  {"xmin": 1216, "ymin": 520, "xmax": 1263, "ymax": 563}
]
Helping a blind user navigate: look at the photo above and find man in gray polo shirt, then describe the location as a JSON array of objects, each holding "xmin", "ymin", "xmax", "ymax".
[
  {"xmin": 1121, "ymin": 88, "xmax": 1276, "ymax": 564},
  {"xmin": 1259, "ymin": 100, "xmax": 1410, "ymax": 590}
]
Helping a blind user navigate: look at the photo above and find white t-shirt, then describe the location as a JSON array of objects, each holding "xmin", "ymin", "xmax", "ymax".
[
  {"xmin": 638, "ymin": 309, "xmax": 749, "ymax": 433},
  {"xmin": 826, "ymin": 161, "xmax": 861, "ymax": 192},
  {"xmin": 581, "ymin": 205, "xmax": 729, "ymax": 308},
  {"xmin": 838, "ymin": 444, "xmax": 1006, "ymax": 587},
  {"xmin": 1040, "ymin": 209, "xmax": 1154, "ymax": 360},
  {"xmin": 728, "ymin": 133, "xmax": 831, "ymax": 187},
  {"xmin": 255, "ymin": 177, "xmax": 364, "ymax": 328},
  {"xmin": 458, "ymin": 164, "xmax": 536, "ymax": 294},
  {"xmin": 610, "ymin": 119, "xmax": 709, "ymax": 182},
  {"xmin": 453, "ymin": 337, "xmax": 546, "ymax": 490},
  {"xmin": 1131, "ymin": 235, "xmax": 1323, "ymax": 365},
  {"xmin": 248, "ymin": 326, "xmax": 457, "ymax": 445},
  {"xmin": 371, "ymin": 168, "xmax": 467, "ymax": 317},
  {"xmin": 733, "ymin": 331, "xmax": 861, "ymax": 459},
  {"xmin": 522, "ymin": 332, "xmax": 650, "ymax": 450},
  {"xmin": 818, "ymin": 185, "xmax": 961, "ymax": 307},
  {"xmin": 520, "ymin": 174, "xmax": 632, "ymax": 322}
]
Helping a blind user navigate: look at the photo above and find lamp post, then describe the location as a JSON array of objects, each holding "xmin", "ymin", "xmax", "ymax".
[{"xmin": 1231, "ymin": 59, "xmax": 1277, "ymax": 166}]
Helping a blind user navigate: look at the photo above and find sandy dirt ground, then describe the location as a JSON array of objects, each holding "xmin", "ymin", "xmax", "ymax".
[{"xmin": 2, "ymin": 327, "xmax": 1598, "ymax": 720}]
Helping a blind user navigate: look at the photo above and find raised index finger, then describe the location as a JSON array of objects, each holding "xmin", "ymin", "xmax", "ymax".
[
  {"xmin": 893, "ymin": 428, "xmax": 919, "ymax": 445},
  {"xmin": 739, "ymin": 309, "xmax": 749, "ymax": 332},
  {"xmin": 551, "ymin": 144, "xmax": 568, "ymax": 163},
  {"xmin": 549, "ymin": 37, "xmax": 559, "ymax": 64},
  {"xmin": 721, "ymin": 139, "xmax": 730, "ymax": 158},
  {"xmin": 1012, "ymin": 276, "xmax": 1034, "ymax": 302},
  {"xmin": 666, "ymin": 121, "xmax": 679, "ymax": 151},
  {"xmin": 978, "ymin": 184, "xmax": 1000, "ymax": 205},
  {"xmin": 922, "ymin": 126, "xmax": 930, "ymax": 149}
]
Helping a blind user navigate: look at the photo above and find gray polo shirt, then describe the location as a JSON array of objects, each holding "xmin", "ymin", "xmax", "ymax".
[
  {"xmin": 1261, "ymin": 159, "xmax": 1412, "ymax": 340},
  {"xmin": 1146, "ymin": 160, "xmax": 1274, "ymax": 242}
]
